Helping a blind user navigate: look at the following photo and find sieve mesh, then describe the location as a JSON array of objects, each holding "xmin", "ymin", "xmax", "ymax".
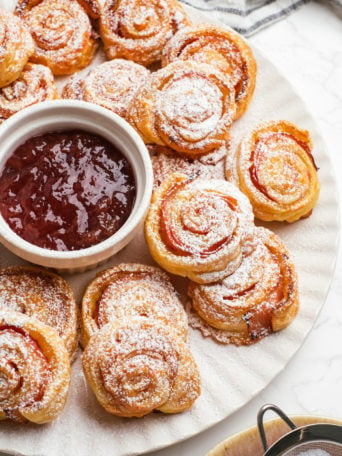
[{"xmin": 282, "ymin": 440, "xmax": 342, "ymax": 456}]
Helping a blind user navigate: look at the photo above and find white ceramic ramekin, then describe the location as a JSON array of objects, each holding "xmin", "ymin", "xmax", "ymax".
[{"xmin": 0, "ymin": 100, "xmax": 153, "ymax": 273}]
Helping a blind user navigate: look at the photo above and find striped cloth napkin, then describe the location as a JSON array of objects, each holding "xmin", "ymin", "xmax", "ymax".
[{"xmin": 179, "ymin": 0, "xmax": 342, "ymax": 35}]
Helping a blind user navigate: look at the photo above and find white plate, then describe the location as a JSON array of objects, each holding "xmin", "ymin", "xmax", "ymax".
[{"xmin": 0, "ymin": 4, "xmax": 339, "ymax": 456}]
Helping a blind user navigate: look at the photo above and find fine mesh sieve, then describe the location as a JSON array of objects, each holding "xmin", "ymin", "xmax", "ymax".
[{"xmin": 257, "ymin": 405, "xmax": 342, "ymax": 456}]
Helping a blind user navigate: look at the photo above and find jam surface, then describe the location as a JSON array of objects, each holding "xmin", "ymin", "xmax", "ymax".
[{"xmin": 0, "ymin": 130, "xmax": 136, "ymax": 251}]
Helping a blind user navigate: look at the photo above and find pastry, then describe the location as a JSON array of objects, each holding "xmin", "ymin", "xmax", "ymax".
[
  {"xmin": 62, "ymin": 59, "xmax": 150, "ymax": 118},
  {"xmin": 188, "ymin": 227, "xmax": 299, "ymax": 345},
  {"xmin": 127, "ymin": 60, "xmax": 236, "ymax": 158},
  {"xmin": 162, "ymin": 23, "xmax": 257, "ymax": 120},
  {"xmin": 15, "ymin": 0, "xmax": 98, "ymax": 75},
  {"xmin": 149, "ymin": 143, "xmax": 226, "ymax": 189},
  {"xmin": 0, "ymin": 310, "xmax": 71, "ymax": 423},
  {"xmin": 81, "ymin": 263, "xmax": 188, "ymax": 346},
  {"xmin": 99, "ymin": 0, "xmax": 191, "ymax": 66},
  {"xmin": 144, "ymin": 173, "xmax": 254, "ymax": 284},
  {"xmin": 82, "ymin": 319, "xmax": 201, "ymax": 417},
  {"xmin": 76, "ymin": 0, "xmax": 101, "ymax": 19},
  {"xmin": 0, "ymin": 265, "xmax": 78, "ymax": 359},
  {"xmin": 232, "ymin": 120, "xmax": 320, "ymax": 222},
  {"xmin": 0, "ymin": 9, "xmax": 34, "ymax": 89},
  {"xmin": 0, "ymin": 63, "xmax": 58, "ymax": 124}
]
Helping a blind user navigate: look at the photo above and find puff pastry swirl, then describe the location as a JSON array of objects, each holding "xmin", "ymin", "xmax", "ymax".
[
  {"xmin": 162, "ymin": 23, "xmax": 257, "ymax": 119},
  {"xmin": 188, "ymin": 227, "xmax": 299, "ymax": 345},
  {"xmin": 99, "ymin": 0, "xmax": 191, "ymax": 66},
  {"xmin": 145, "ymin": 173, "xmax": 254, "ymax": 284},
  {"xmin": 82, "ymin": 319, "xmax": 201, "ymax": 417},
  {"xmin": 81, "ymin": 263, "xmax": 188, "ymax": 346},
  {"xmin": 232, "ymin": 120, "xmax": 320, "ymax": 222},
  {"xmin": 0, "ymin": 9, "xmax": 34, "ymax": 89},
  {"xmin": 0, "ymin": 265, "xmax": 78, "ymax": 359},
  {"xmin": 127, "ymin": 60, "xmax": 236, "ymax": 158},
  {"xmin": 0, "ymin": 63, "xmax": 58, "ymax": 124},
  {"xmin": 0, "ymin": 310, "xmax": 71, "ymax": 423},
  {"xmin": 62, "ymin": 59, "xmax": 149, "ymax": 118},
  {"xmin": 16, "ymin": 0, "xmax": 98, "ymax": 75}
]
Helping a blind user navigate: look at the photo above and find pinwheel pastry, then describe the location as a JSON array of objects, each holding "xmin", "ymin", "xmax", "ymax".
[
  {"xmin": 81, "ymin": 263, "xmax": 188, "ymax": 346},
  {"xmin": 99, "ymin": 0, "xmax": 191, "ymax": 66},
  {"xmin": 62, "ymin": 59, "xmax": 150, "ymax": 118},
  {"xmin": 0, "ymin": 310, "xmax": 71, "ymax": 423},
  {"xmin": 144, "ymin": 173, "xmax": 254, "ymax": 284},
  {"xmin": 15, "ymin": 0, "xmax": 98, "ymax": 75},
  {"xmin": 127, "ymin": 61, "xmax": 236, "ymax": 159},
  {"xmin": 188, "ymin": 227, "xmax": 299, "ymax": 345},
  {"xmin": 82, "ymin": 319, "xmax": 201, "ymax": 417},
  {"xmin": 0, "ymin": 63, "xmax": 58, "ymax": 124},
  {"xmin": 0, "ymin": 265, "xmax": 78, "ymax": 359},
  {"xmin": 162, "ymin": 23, "xmax": 257, "ymax": 120},
  {"xmin": 231, "ymin": 120, "xmax": 320, "ymax": 222},
  {"xmin": 149, "ymin": 143, "xmax": 226, "ymax": 189},
  {"xmin": 0, "ymin": 9, "xmax": 34, "ymax": 88}
]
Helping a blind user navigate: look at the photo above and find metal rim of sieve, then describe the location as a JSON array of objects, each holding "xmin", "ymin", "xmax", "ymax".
[{"xmin": 257, "ymin": 404, "xmax": 342, "ymax": 456}]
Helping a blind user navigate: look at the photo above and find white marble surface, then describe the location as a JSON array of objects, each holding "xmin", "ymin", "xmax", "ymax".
[{"xmin": 151, "ymin": 2, "xmax": 342, "ymax": 455}]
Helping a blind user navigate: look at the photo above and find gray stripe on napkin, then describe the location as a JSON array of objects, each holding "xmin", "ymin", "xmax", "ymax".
[{"xmin": 179, "ymin": 0, "xmax": 339, "ymax": 35}]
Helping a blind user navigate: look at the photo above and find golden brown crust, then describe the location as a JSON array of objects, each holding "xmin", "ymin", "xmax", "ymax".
[
  {"xmin": 144, "ymin": 173, "xmax": 254, "ymax": 284},
  {"xmin": 99, "ymin": 0, "xmax": 191, "ymax": 66},
  {"xmin": 81, "ymin": 263, "xmax": 188, "ymax": 347},
  {"xmin": 127, "ymin": 60, "xmax": 236, "ymax": 158},
  {"xmin": 0, "ymin": 310, "xmax": 71, "ymax": 423},
  {"xmin": 162, "ymin": 23, "xmax": 257, "ymax": 119},
  {"xmin": 16, "ymin": 0, "xmax": 98, "ymax": 75},
  {"xmin": 232, "ymin": 120, "xmax": 320, "ymax": 222},
  {"xmin": 0, "ymin": 63, "xmax": 58, "ymax": 123},
  {"xmin": 62, "ymin": 59, "xmax": 149, "ymax": 118},
  {"xmin": 0, "ymin": 10, "xmax": 34, "ymax": 89},
  {"xmin": 0, "ymin": 265, "xmax": 78, "ymax": 359},
  {"xmin": 82, "ymin": 319, "xmax": 200, "ymax": 417},
  {"xmin": 188, "ymin": 227, "xmax": 299, "ymax": 345}
]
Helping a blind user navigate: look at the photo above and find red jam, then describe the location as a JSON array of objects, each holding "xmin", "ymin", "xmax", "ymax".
[{"xmin": 0, "ymin": 130, "xmax": 136, "ymax": 251}]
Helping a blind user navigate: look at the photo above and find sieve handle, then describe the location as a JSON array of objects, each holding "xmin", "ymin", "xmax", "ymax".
[{"xmin": 257, "ymin": 404, "xmax": 297, "ymax": 452}]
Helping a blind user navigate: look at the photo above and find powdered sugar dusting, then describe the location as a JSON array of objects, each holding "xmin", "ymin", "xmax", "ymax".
[
  {"xmin": 100, "ymin": 0, "xmax": 189, "ymax": 65},
  {"xmin": 82, "ymin": 320, "xmax": 200, "ymax": 417},
  {"xmin": 20, "ymin": 0, "xmax": 97, "ymax": 73},
  {"xmin": 0, "ymin": 310, "xmax": 70, "ymax": 423},
  {"xmin": 187, "ymin": 227, "xmax": 298, "ymax": 345},
  {"xmin": 0, "ymin": 267, "xmax": 77, "ymax": 357},
  {"xmin": 150, "ymin": 144, "xmax": 226, "ymax": 189},
  {"xmin": 63, "ymin": 59, "xmax": 150, "ymax": 118},
  {"xmin": 83, "ymin": 264, "xmax": 188, "ymax": 341},
  {"xmin": 0, "ymin": 63, "xmax": 58, "ymax": 123}
]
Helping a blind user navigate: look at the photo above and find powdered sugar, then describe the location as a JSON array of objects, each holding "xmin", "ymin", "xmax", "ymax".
[
  {"xmin": 82, "ymin": 320, "xmax": 201, "ymax": 417},
  {"xmin": 62, "ymin": 59, "xmax": 150, "ymax": 118},
  {"xmin": 82, "ymin": 264, "xmax": 189, "ymax": 342},
  {"xmin": 0, "ymin": 267, "xmax": 78, "ymax": 358}
]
